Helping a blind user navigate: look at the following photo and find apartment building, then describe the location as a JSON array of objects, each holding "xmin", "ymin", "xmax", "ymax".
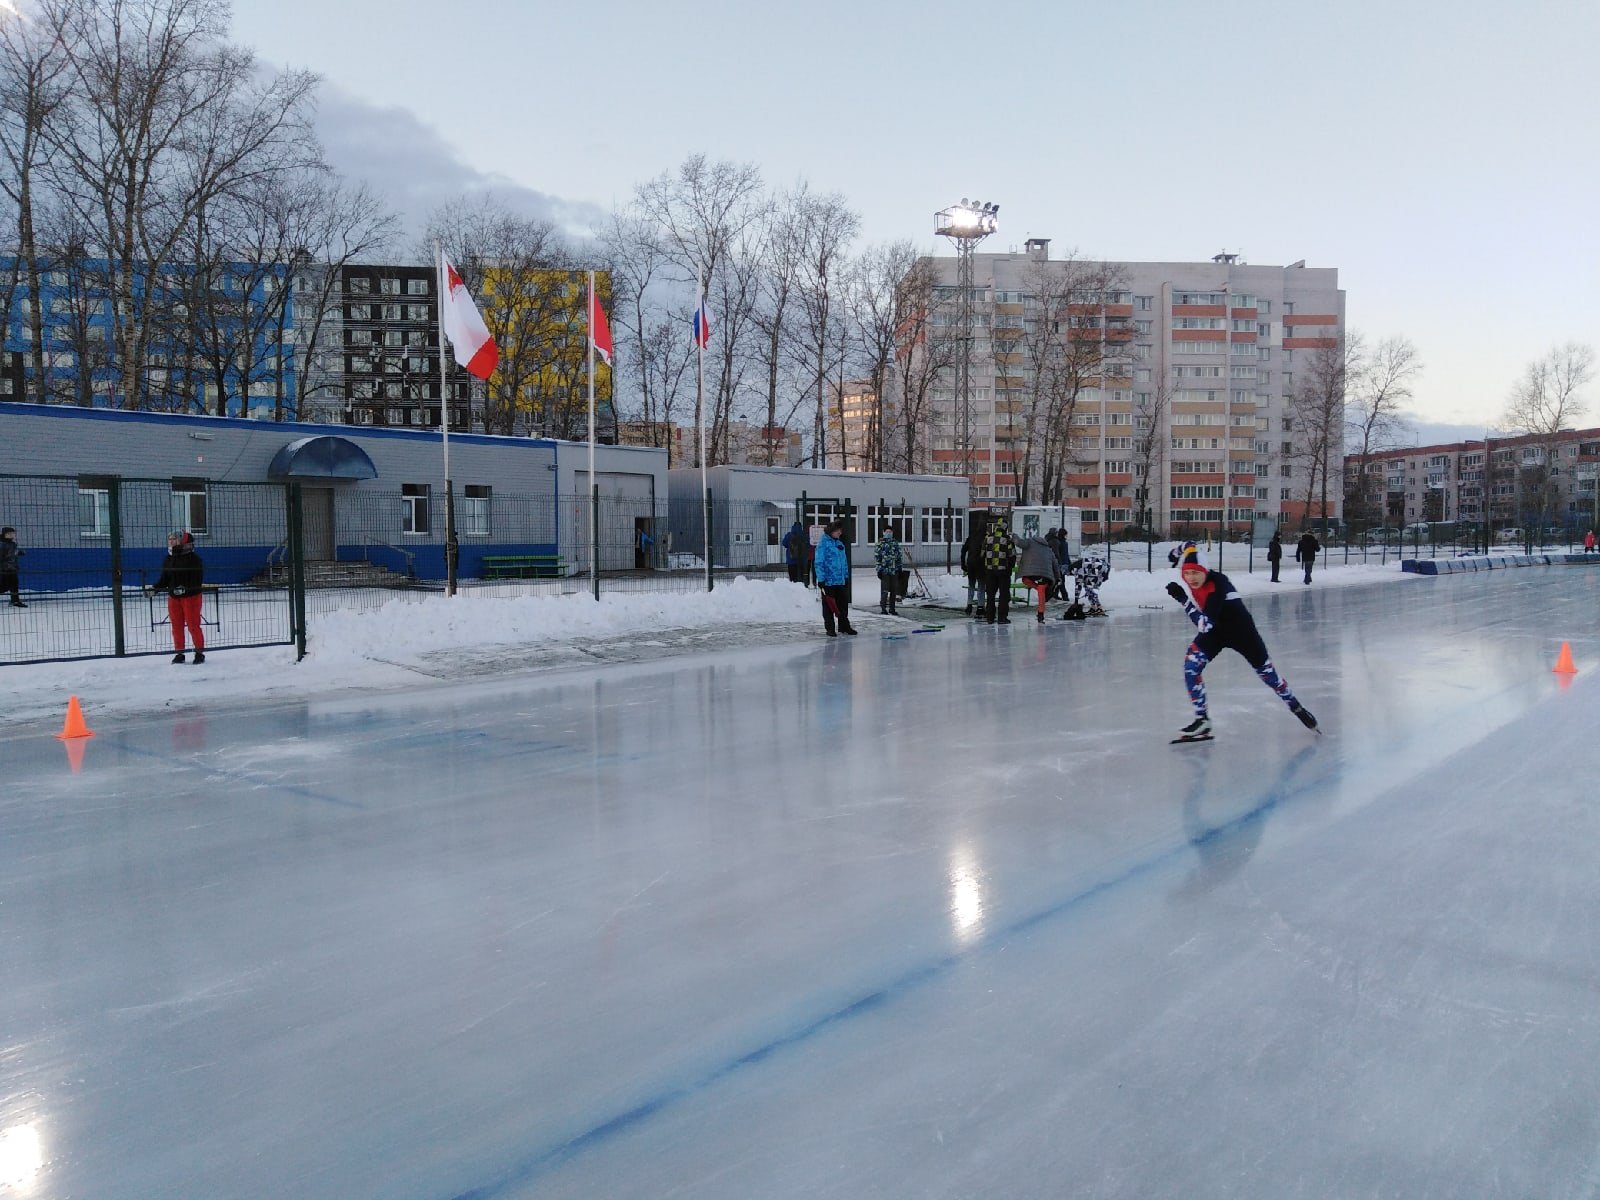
[
  {"xmin": 902, "ymin": 241, "xmax": 1345, "ymax": 535},
  {"xmin": 1346, "ymin": 428, "xmax": 1600, "ymax": 531}
]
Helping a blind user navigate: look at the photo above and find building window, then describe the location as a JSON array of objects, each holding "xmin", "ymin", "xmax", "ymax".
[
  {"xmin": 402, "ymin": 483, "xmax": 431, "ymax": 534},
  {"xmin": 462, "ymin": 484, "xmax": 490, "ymax": 535},
  {"xmin": 1281, "ymin": 488, "xmax": 1292, "ymax": 500},
  {"xmin": 920, "ymin": 507, "xmax": 965, "ymax": 546},
  {"xmin": 349, "ymin": 277, "xmax": 371, "ymax": 294},
  {"xmin": 78, "ymin": 484, "xmax": 111, "ymax": 538},
  {"xmin": 867, "ymin": 503, "xmax": 913, "ymax": 544},
  {"xmin": 171, "ymin": 478, "xmax": 208, "ymax": 536},
  {"xmin": 380, "ymin": 277, "xmax": 400, "ymax": 295},
  {"xmin": 407, "ymin": 278, "xmax": 430, "ymax": 296}
]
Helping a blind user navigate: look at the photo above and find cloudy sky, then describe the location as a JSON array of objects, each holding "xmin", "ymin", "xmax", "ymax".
[{"xmin": 232, "ymin": 0, "xmax": 1600, "ymax": 434}]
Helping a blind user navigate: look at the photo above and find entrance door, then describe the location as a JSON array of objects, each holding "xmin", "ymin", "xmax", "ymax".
[
  {"xmin": 304, "ymin": 488, "xmax": 335, "ymax": 560},
  {"xmin": 766, "ymin": 516, "xmax": 782, "ymax": 565}
]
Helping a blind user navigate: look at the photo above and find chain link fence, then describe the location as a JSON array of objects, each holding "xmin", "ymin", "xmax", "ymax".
[{"xmin": 0, "ymin": 476, "xmax": 800, "ymax": 664}]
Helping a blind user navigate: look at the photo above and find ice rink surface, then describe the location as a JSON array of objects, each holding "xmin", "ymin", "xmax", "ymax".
[{"xmin": 4, "ymin": 569, "xmax": 1599, "ymax": 1199}]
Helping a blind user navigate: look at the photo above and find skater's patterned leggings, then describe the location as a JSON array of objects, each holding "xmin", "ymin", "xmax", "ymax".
[{"xmin": 1184, "ymin": 642, "xmax": 1298, "ymax": 718}]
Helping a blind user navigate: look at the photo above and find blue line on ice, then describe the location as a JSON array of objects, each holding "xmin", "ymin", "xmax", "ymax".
[{"xmin": 441, "ymin": 744, "xmax": 1332, "ymax": 1200}]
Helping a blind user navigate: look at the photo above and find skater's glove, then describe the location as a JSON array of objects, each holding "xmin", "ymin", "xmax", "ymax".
[{"xmin": 1165, "ymin": 582, "xmax": 1186, "ymax": 602}]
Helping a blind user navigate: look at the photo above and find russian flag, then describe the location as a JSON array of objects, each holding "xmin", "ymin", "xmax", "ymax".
[{"xmin": 692, "ymin": 290, "xmax": 711, "ymax": 349}]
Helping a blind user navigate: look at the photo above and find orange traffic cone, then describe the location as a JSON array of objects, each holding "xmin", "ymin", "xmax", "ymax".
[
  {"xmin": 54, "ymin": 695, "xmax": 95, "ymax": 741},
  {"xmin": 1553, "ymin": 642, "xmax": 1578, "ymax": 675}
]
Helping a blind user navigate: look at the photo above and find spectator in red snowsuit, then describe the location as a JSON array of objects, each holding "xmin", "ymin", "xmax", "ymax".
[{"xmin": 153, "ymin": 531, "xmax": 206, "ymax": 664}]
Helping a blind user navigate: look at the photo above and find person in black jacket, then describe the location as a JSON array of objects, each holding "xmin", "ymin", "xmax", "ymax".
[
  {"xmin": 960, "ymin": 513, "xmax": 987, "ymax": 616},
  {"xmin": 1165, "ymin": 541, "xmax": 1316, "ymax": 742},
  {"xmin": 1266, "ymin": 531, "xmax": 1283, "ymax": 583},
  {"xmin": 0, "ymin": 526, "xmax": 23, "ymax": 607},
  {"xmin": 152, "ymin": 530, "xmax": 206, "ymax": 664},
  {"xmin": 1294, "ymin": 530, "xmax": 1321, "ymax": 585}
]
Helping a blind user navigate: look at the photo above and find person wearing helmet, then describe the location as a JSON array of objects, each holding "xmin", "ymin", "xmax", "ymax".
[{"xmin": 153, "ymin": 530, "xmax": 207, "ymax": 664}]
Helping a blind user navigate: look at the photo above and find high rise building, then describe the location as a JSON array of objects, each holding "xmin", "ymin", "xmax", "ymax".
[{"xmin": 900, "ymin": 241, "xmax": 1346, "ymax": 535}]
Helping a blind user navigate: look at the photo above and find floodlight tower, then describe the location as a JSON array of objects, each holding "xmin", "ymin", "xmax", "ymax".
[{"xmin": 935, "ymin": 199, "xmax": 998, "ymax": 500}]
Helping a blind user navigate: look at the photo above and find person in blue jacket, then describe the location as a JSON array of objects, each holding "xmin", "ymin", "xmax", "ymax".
[
  {"xmin": 813, "ymin": 520, "xmax": 857, "ymax": 636},
  {"xmin": 1164, "ymin": 541, "xmax": 1316, "ymax": 742}
]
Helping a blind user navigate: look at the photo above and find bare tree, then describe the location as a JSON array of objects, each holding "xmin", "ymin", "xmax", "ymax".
[
  {"xmin": 1290, "ymin": 334, "xmax": 1351, "ymax": 533},
  {"xmin": 887, "ymin": 257, "xmax": 951, "ymax": 475},
  {"xmin": 279, "ymin": 179, "xmax": 396, "ymax": 421},
  {"xmin": 792, "ymin": 191, "xmax": 859, "ymax": 466},
  {"xmin": 600, "ymin": 208, "xmax": 672, "ymax": 450},
  {"xmin": 48, "ymin": 0, "xmax": 317, "ymax": 410},
  {"xmin": 748, "ymin": 187, "xmax": 809, "ymax": 465},
  {"xmin": 1014, "ymin": 255, "xmax": 1127, "ymax": 505},
  {"xmin": 1130, "ymin": 378, "xmax": 1174, "ymax": 537},
  {"xmin": 848, "ymin": 239, "xmax": 920, "ymax": 472},
  {"xmin": 1343, "ymin": 333, "xmax": 1420, "ymax": 529},
  {"xmin": 633, "ymin": 154, "xmax": 766, "ymax": 465},
  {"xmin": 0, "ymin": 0, "xmax": 75, "ymax": 405},
  {"xmin": 424, "ymin": 195, "xmax": 580, "ymax": 436},
  {"xmin": 1500, "ymin": 341, "xmax": 1594, "ymax": 533}
]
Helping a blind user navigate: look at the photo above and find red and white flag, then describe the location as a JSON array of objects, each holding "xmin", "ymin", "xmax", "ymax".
[
  {"xmin": 439, "ymin": 256, "xmax": 498, "ymax": 380},
  {"xmin": 589, "ymin": 275, "xmax": 612, "ymax": 366}
]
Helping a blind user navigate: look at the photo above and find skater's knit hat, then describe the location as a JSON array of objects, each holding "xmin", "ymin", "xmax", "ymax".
[{"xmin": 1168, "ymin": 541, "xmax": 1204, "ymax": 570}]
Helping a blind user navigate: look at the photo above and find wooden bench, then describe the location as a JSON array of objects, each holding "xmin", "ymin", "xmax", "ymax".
[{"xmin": 481, "ymin": 554, "xmax": 566, "ymax": 579}]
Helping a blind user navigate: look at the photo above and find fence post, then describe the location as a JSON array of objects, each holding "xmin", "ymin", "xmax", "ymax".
[
  {"xmin": 934, "ymin": 496, "xmax": 947, "ymax": 576},
  {"xmin": 288, "ymin": 482, "xmax": 308, "ymax": 661},
  {"xmin": 704, "ymin": 486, "xmax": 714, "ymax": 593},
  {"xmin": 108, "ymin": 476, "xmax": 126, "ymax": 657}
]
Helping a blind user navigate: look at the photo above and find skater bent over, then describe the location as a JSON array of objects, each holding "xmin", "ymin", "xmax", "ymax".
[
  {"xmin": 1165, "ymin": 541, "xmax": 1316, "ymax": 742},
  {"xmin": 814, "ymin": 520, "xmax": 857, "ymax": 637},
  {"xmin": 153, "ymin": 530, "xmax": 207, "ymax": 663},
  {"xmin": 1074, "ymin": 553, "xmax": 1111, "ymax": 616},
  {"xmin": 1017, "ymin": 532, "xmax": 1061, "ymax": 623}
]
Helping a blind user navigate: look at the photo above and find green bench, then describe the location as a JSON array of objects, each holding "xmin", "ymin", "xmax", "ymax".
[{"xmin": 481, "ymin": 554, "xmax": 566, "ymax": 579}]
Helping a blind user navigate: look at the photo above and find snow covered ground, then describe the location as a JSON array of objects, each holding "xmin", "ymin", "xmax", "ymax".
[{"xmin": 1, "ymin": 546, "xmax": 1413, "ymax": 729}]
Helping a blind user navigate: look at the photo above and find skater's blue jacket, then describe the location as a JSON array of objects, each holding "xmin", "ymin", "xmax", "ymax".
[{"xmin": 814, "ymin": 534, "xmax": 849, "ymax": 586}]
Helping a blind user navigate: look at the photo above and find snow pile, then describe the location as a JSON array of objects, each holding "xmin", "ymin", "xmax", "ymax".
[{"xmin": 310, "ymin": 575, "xmax": 819, "ymax": 660}]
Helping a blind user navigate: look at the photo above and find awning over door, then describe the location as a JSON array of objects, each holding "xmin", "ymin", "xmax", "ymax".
[{"xmin": 267, "ymin": 436, "xmax": 378, "ymax": 481}]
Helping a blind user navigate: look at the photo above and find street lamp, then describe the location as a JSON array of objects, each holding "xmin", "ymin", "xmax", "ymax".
[{"xmin": 935, "ymin": 199, "xmax": 998, "ymax": 505}]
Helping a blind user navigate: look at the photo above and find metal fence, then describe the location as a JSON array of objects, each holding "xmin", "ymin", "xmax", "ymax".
[
  {"xmin": 0, "ymin": 477, "xmax": 803, "ymax": 664},
  {"xmin": 0, "ymin": 474, "xmax": 295, "ymax": 665}
]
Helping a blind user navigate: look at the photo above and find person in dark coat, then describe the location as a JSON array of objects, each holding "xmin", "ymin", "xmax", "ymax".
[
  {"xmin": 812, "ymin": 520, "xmax": 857, "ymax": 637},
  {"xmin": 781, "ymin": 520, "xmax": 809, "ymax": 584},
  {"xmin": 1294, "ymin": 530, "xmax": 1321, "ymax": 585},
  {"xmin": 1164, "ymin": 541, "xmax": 1317, "ymax": 741},
  {"xmin": 152, "ymin": 530, "xmax": 207, "ymax": 663},
  {"xmin": 0, "ymin": 526, "xmax": 24, "ymax": 607},
  {"xmin": 1266, "ymin": 531, "xmax": 1283, "ymax": 583},
  {"xmin": 960, "ymin": 513, "xmax": 987, "ymax": 616},
  {"xmin": 980, "ymin": 513, "xmax": 1018, "ymax": 625}
]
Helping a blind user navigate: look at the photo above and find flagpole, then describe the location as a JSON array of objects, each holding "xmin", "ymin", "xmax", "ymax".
[
  {"xmin": 435, "ymin": 239, "xmax": 457, "ymax": 597},
  {"xmin": 698, "ymin": 268, "xmax": 711, "ymax": 593},
  {"xmin": 588, "ymin": 270, "xmax": 599, "ymax": 601}
]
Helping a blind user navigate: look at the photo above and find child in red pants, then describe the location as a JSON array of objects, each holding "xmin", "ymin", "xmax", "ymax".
[{"xmin": 153, "ymin": 531, "xmax": 207, "ymax": 664}]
